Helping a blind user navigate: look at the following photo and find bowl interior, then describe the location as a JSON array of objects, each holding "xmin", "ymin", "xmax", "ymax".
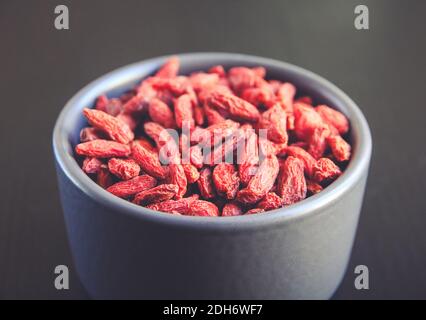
[{"xmin": 54, "ymin": 53, "xmax": 371, "ymax": 227}]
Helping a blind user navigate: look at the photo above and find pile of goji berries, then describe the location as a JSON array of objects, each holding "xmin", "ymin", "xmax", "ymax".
[{"xmin": 75, "ymin": 56, "xmax": 351, "ymax": 217}]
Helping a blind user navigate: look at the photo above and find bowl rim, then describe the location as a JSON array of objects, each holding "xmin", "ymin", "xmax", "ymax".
[{"xmin": 53, "ymin": 52, "xmax": 372, "ymax": 231}]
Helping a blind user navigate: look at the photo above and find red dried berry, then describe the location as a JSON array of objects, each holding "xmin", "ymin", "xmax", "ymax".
[
  {"xmin": 306, "ymin": 179, "xmax": 323, "ymax": 195},
  {"xmin": 187, "ymin": 200, "xmax": 219, "ymax": 217},
  {"xmin": 108, "ymin": 158, "xmax": 140, "ymax": 180},
  {"xmin": 221, "ymin": 202, "xmax": 243, "ymax": 217},
  {"xmin": 133, "ymin": 184, "xmax": 178, "ymax": 205},
  {"xmin": 155, "ymin": 56, "xmax": 180, "ymax": 78},
  {"xmin": 189, "ymin": 145, "xmax": 204, "ymax": 169},
  {"xmin": 131, "ymin": 142, "xmax": 167, "ymax": 179},
  {"xmin": 228, "ymin": 67, "xmax": 263, "ymax": 93},
  {"xmin": 106, "ymin": 174, "xmax": 157, "ymax": 198},
  {"xmin": 79, "ymin": 127, "xmax": 106, "ymax": 142},
  {"xmin": 83, "ymin": 108, "xmax": 134, "ymax": 144},
  {"xmin": 245, "ymin": 208, "xmax": 265, "ymax": 215},
  {"xmin": 167, "ymin": 164, "xmax": 187, "ymax": 199},
  {"xmin": 197, "ymin": 167, "xmax": 216, "ymax": 199},
  {"xmin": 293, "ymin": 102, "xmax": 325, "ymax": 141},
  {"xmin": 238, "ymin": 130, "xmax": 259, "ymax": 186},
  {"xmin": 257, "ymin": 192, "xmax": 284, "ymax": 211},
  {"xmin": 182, "ymin": 163, "xmax": 200, "ymax": 184},
  {"xmin": 208, "ymin": 65, "xmax": 226, "ymax": 77},
  {"xmin": 236, "ymin": 154, "xmax": 279, "ymax": 204},
  {"xmin": 212, "ymin": 163, "xmax": 240, "ymax": 200},
  {"xmin": 174, "ymin": 94, "xmax": 195, "ymax": 129},
  {"xmin": 326, "ymin": 135, "xmax": 351, "ymax": 162},
  {"xmin": 97, "ymin": 165, "xmax": 114, "ymax": 189},
  {"xmin": 257, "ymin": 104, "xmax": 288, "ymax": 144},
  {"xmin": 285, "ymin": 145, "xmax": 317, "ymax": 177},
  {"xmin": 75, "ymin": 139, "xmax": 131, "ymax": 158},
  {"xmin": 312, "ymin": 158, "xmax": 342, "ymax": 183},
  {"xmin": 276, "ymin": 156, "xmax": 307, "ymax": 205},
  {"xmin": 148, "ymin": 98, "xmax": 175, "ymax": 128},
  {"xmin": 82, "ymin": 157, "xmax": 103, "ymax": 174},
  {"xmin": 307, "ymin": 126, "xmax": 331, "ymax": 159},
  {"xmin": 208, "ymin": 91, "xmax": 260, "ymax": 122},
  {"xmin": 316, "ymin": 105, "xmax": 349, "ymax": 135},
  {"xmin": 276, "ymin": 82, "xmax": 296, "ymax": 112},
  {"xmin": 189, "ymin": 72, "xmax": 220, "ymax": 92}
]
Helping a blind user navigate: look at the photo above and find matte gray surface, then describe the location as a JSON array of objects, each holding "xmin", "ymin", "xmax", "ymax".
[{"xmin": 0, "ymin": 0, "xmax": 425, "ymax": 299}]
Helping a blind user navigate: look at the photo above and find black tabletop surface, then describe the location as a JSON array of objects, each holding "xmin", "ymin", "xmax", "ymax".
[{"xmin": 0, "ymin": 0, "xmax": 425, "ymax": 299}]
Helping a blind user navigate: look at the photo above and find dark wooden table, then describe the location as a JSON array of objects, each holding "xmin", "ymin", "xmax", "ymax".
[{"xmin": 1, "ymin": 0, "xmax": 425, "ymax": 299}]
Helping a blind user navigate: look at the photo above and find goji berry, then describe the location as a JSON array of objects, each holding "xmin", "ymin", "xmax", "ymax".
[
  {"xmin": 312, "ymin": 158, "xmax": 342, "ymax": 183},
  {"xmin": 326, "ymin": 135, "xmax": 351, "ymax": 162},
  {"xmin": 222, "ymin": 202, "xmax": 243, "ymax": 216},
  {"xmin": 197, "ymin": 167, "xmax": 216, "ymax": 199},
  {"xmin": 108, "ymin": 158, "xmax": 140, "ymax": 181},
  {"xmin": 213, "ymin": 163, "xmax": 240, "ymax": 200},
  {"xmin": 76, "ymin": 139, "xmax": 131, "ymax": 158},
  {"xmin": 83, "ymin": 108, "xmax": 134, "ymax": 144},
  {"xmin": 133, "ymin": 184, "xmax": 178, "ymax": 205},
  {"xmin": 148, "ymin": 98, "xmax": 175, "ymax": 129},
  {"xmin": 276, "ymin": 156, "xmax": 307, "ymax": 205},
  {"xmin": 106, "ymin": 174, "xmax": 157, "ymax": 198},
  {"xmin": 236, "ymin": 154, "xmax": 279, "ymax": 204},
  {"xmin": 82, "ymin": 157, "xmax": 103, "ymax": 174},
  {"xmin": 131, "ymin": 142, "xmax": 167, "ymax": 179}
]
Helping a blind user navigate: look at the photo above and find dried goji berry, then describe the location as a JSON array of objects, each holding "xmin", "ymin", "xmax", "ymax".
[
  {"xmin": 312, "ymin": 158, "xmax": 342, "ymax": 183},
  {"xmin": 228, "ymin": 67, "xmax": 263, "ymax": 93},
  {"xmin": 189, "ymin": 72, "xmax": 220, "ymax": 92},
  {"xmin": 106, "ymin": 174, "xmax": 157, "ymax": 198},
  {"xmin": 307, "ymin": 126, "xmax": 331, "ymax": 159},
  {"xmin": 83, "ymin": 108, "xmax": 134, "ymax": 144},
  {"xmin": 182, "ymin": 163, "xmax": 200, "ymax": 184},
  {"xmin": 75, "ymin": 139, "xmax": 131, "ymax": 158},
  {"xmin": 97, "ymin": 165, "xmax": 114, "ymax": 189},
  {"xmin": 148, "ymin": 98, "xmax": 175, "ymax": 129},
  {"xmin": 155, "ymin": 56, "xmax": 180, "ymax": 78},
  {"xmin": 221, "ymin": 202, "xmax": 243, "ymax": 216},
  {"xmin": 197, "ymin": 167, "xmax": 216, "ymax": 199},
  {"xmin": 285, "ymin": 145, "xmax": 317, "ymax": 177},
  {"xmin": 208, "ymin": 91, "xmax": 260, "ymax": 122},
  {"xmin": 174, "ymin": 93, "xmax": 195, "ymax": 129},
  {"xmin": 208, "ymin": 65, "xmax": 226, "ymax": 77},
  {"xmin": 245, "ymin": 208, "xmax": 265, "ymax": 215},
  {"xmin": 212, "ymin": 163, "xmax": 240, "ymax": 199},
  {"xmin": 306, "ymin": 179, "xmax": 323, "ymax": 195},
  {"xmin": 257, "ymin": 192, "xmax": 284, "ymax": 211},
  {"xmin": 131, "ymin": 142, "xmax": 167, "ymax": 179},
  {"xmin": 82, "ymin": 157, "xmax": 103, "ymax": 174},
  {"xmin": 79, "ymin": 127, "xmax": 107, "ymax": 142},
  {"xmin": 293, "ymin": 102, "xmax": 325, "ymax": 141},
  {"xmin": 316, "ymin": 104, "xmax": 349, "ymax": 135},
  {"xmin": 326, "ymin": 135, "xmax": 351, "ymax": 162},
  {"xmin": 257, "ymin": 104, "xmax": 288, "ymax": 144},
  {"xmin": 133, "ymin": 184, "xmax": 178, "ymax": 205},
  {"xmin": 108, "ymin": 158, "xmax": 140, "ymax": 180},
  {"xmin": 167, "ymin": 164, "xmax": 187, "ymax": 199},
  {"xmin": 276, "ymin": 156, "xmax": 307, "ymax": 205},
  {"xmin": 236, "ymin": 154, "xmax": 279, "ymax": 204},
  {"xmin": 187, "ymin": 200, "xmax": 219, "ymax": 217}
]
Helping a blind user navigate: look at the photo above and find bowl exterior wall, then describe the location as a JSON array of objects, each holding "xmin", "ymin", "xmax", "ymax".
[{"xmin": 57, "ymin": 161, "xmax": 367, "ymax": 299}]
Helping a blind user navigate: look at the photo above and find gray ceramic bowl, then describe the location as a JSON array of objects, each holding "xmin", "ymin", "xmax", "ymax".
[{"xmin": 53, "ymin": 53, "xmax": 372, "ymax": 299}]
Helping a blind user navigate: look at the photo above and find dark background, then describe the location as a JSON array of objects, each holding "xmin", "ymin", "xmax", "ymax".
[{"xmin": 1, "ymin": 0, "xmax": 425, "ymax": 299}]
